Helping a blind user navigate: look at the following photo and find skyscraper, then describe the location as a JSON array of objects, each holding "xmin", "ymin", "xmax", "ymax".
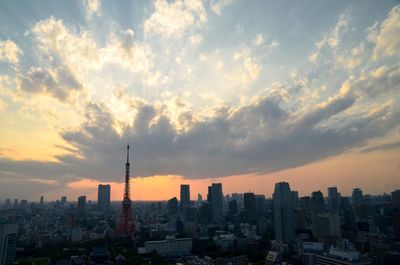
[
  {"xmin": 168, "ymin": 197, "xmax": 179, "ymax": 217},
  {"xmin": 211, "ymin": 183, "xmax": 223, "ymax": 223},
  {"xmin": 207, "ymin": 186, "xmax": 213, "ymax": 202},
  {"xmin": 352, "ymin": 188, "xmax": 364, "ymax": 205},
  {"xmin": 180, "ymin": 184, "xmax": 190, "ymax": 211},
  {"xmin": 273, "ymin": 182, "xmax": 295, "ymax": 243},
  {"xmin": 327, "ymin": 187, "xmax": 340, "ymax": 214},
  {"xmin": 40, "ymin": 196, "xmax": 44, "ymax": 206},
  {"xmin": 244, "ymin": 192, "xmax": 256, "ymax": 221},
  {"xmin": 0, "ymin": 224, "xmax": 18, "ymax": 265},
  {"xmin": 78, "ymin": 196, "xmax": 86, "ymax": 211},
  {"xmin": 98, "ymin": 184, "xmax": 111, "ymax": 213},
  {"xmin": 116, "ymin": 144, "xmax": 136, "ymax": 237}
]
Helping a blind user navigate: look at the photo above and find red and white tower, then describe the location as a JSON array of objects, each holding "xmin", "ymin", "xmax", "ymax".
[{"xmin": 116, "ymin": 144, "xmax": 136, "ymax": 237}]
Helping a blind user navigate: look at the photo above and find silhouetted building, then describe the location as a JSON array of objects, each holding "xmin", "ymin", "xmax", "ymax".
[
  {"xmin": 168, "ymin": 197, "xmax": 179, "ymax": 217},
  {"xmin": 200, "ymin": 201, "xmax": 213, "ymax": 222},
  {"xmin": 391, "ymin": 190, "xmax": 400, "ymax": 205},
  {"xmin": 211, "ymin": 183, "xmax": 223, "ymax": 223},
  {"xmin": 229, "ymin": 199, "xmax": 238, "ymax": 216},
  {"xmin": 328, "ymin": 187, "xmax": 340, "ymax": 214},
  {"xmin": 273, "ymin": 182, "xmax": 295, "ymax": 243},
  {"xmin": 352, "ymin": 188, "xmax": 364, "ymax": 205},
  {"xmin": 255, "ymin": 194, "xmax": 266, "ymax": 217},
  {"xmin": 0, "ymin": 224, "xmax": 18, "ymax": 265},
  {"xmin": 98, "ymin": 184, "xmax": 111, "ymax": 213},
  {"xmin": 61, "ymin": 196, "xmax": 67, "ymax": 206},
  {"xmin": 78, "ymin": 196, "xmax": 86, "ymax": 211},
  {"xmin": 180, "ymin": 184, "xmax": 190, "ymax": 211},
  {"xmin": 207, "ymin": 186, "xmax": 213, "ymax": 202},
  {"xmin": 244, "ymin": 192, "xmax": 256, "ymax": 221}
]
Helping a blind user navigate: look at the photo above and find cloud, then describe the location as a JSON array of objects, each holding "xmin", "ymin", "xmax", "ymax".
[
  {"xmin": 351, "ymin": 63, "xmax": 400, "ymax": 97},
  {"xmin": 144, "ymin": 0, "xmax": 207, "ymax": 37},
  {"xmin": 336, "ymin": 42, "xmax": 365, "ymax": 69},
  {"xmin": 254, "ymin": 34, "xmax": 264, "ymax": 46},
  {"xmin": 309, "ymin": 11, "xmax": 349, "ymax": 63},
  {"xmin": 31, "ymin": 17, "xmax": 99, "ymax": 73},
  {"xmin": 0, "ymin": 40, "xmax": 22, "ymax": 64},
  {"xmin": 16, "ymin": 65, "xmax": 83, "ymax": 101},
  {"xmin": 1, "ymin": 85, "xmax": 398, "ymax": 183},
  {"xmin": 29, "ymin": 178, "xmax": 59, "ymax": 185},
  {"xmin": 360, "ymin": 141, "xmax": 400, "ymax": 153},
  {"xmin": 211, "ymin": 0, "xmax": 234, "ymax": 15},
  {"xmin": 372, "ymin": 5, "xmax": 400, "ymax": 60},
  {"xmin": 84, "ymin": 0, "xmax": 101, "ymax": 17}
]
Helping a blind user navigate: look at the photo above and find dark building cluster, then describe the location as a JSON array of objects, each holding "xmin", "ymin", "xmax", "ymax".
[{"xmin": 1, "ymin": 147, "xmax": 399, "ymax": 265}]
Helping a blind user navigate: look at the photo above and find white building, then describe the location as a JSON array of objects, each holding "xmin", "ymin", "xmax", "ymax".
[{"xmin": 144, "ymin": 237, "xmax": 192, "ymax": 257}]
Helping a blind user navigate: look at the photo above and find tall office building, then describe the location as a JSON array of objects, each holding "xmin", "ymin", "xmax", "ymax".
[
  {"xmin": 311, "ymin": 191, "xmax": 326, "ymax": 213},
  {"xmin": 61, "ymin": 196, "xmax": 67, "ymax": 207},
  {"xmin": 39, "ymin": 196, "xmax": 44, "ymax": 206},
  {"xmin": 207, "ymin": 186, "xmax": 213, "ymax": 202},
  {"xmin": 328, "ymin": 187, "xmax": 340, "ymax": 214},
  {"xmin": 180, "ymin": 184, "xmax": 190, "ymax": 211},
  {"xmin": 0, "ymin": 224, "xmax": 18, "ymax": 265},
  {"xmin": 78, "ymin": 196, "xmax": 86, "ymax": 211},
  {"xmin": 98, "ymin": 184, "xmax": 111, "ymax": 213},
  {"xmin": 255, "ymin": 194, "xmax": 266, "ymax": 217},
  {"xmin": 352, "ymin": 188, "xmax": 364, "ymax": 205},
  {"xmin": 168, "ymin": 197, "xmax": 179, "ymax": 217},
  {"xmin": 211, "ymin": 183, "xmax": 223, "ymax": 223},
  {"xmin": 228, "ymin": 200, "xmax": 238, "ymax": 216},
  {"xmin": 273, "ymin": 182, "xmax": 295, "ymax": 243},
  {"xmin": 244, "ymin": 192, "xmax": 256, "ymax": 220}
]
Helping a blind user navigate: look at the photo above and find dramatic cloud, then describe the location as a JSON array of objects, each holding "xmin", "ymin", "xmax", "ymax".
[
  {"xmin": 1, "ymin": 87, "xmax": 398, "ymax": 183},
  {"xmin": 0, "ymin": 1, "xmax": 399, "ymax": 199}
]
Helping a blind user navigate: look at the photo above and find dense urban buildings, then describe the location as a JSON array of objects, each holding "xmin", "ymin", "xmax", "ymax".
[{"xmin": 1, "ymin": 181, "xmax": 400, "ymax": 265}]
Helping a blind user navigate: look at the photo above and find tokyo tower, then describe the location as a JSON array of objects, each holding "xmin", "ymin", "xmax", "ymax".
[{"xmin": 116, "ymin": 144, "xmax": 136, "ymax": 237}]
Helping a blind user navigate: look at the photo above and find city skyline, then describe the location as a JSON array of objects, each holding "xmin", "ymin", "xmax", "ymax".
[{"xmin": 0, "ymin": 0, "xmax": 400, "ymax": 201}]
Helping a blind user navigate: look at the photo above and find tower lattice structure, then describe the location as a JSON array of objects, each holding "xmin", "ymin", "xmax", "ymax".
[{"xmin": 116, "ymin": 144, "xmax": 136, "ymax": 237}]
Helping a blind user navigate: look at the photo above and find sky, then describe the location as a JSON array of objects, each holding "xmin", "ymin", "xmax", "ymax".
[{"xmin": 0, "ymin": 0, "xmax": 399, "ymax": 202}]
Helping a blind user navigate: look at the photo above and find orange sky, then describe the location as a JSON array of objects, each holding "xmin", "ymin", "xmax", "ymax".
[{"xmin": 44, "ymin": 147, "xmax": 399, "ymax": 201}]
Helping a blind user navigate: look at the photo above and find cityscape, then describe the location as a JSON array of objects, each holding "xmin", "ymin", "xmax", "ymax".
[
  {"xmin": 1, "ymin": 145, "xmax": 400, "ymax": 265},
  {"xmin": 1, "ymin": 0, "xmax": 400, "ymax": 265}
]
